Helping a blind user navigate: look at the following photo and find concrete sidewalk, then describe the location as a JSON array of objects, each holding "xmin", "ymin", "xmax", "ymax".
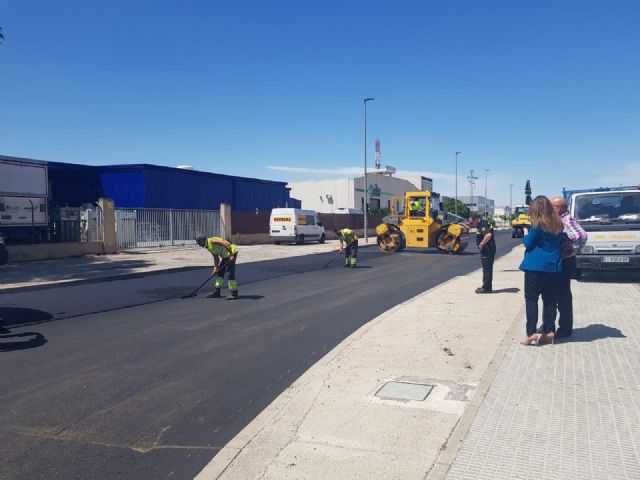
[
  {"xmin": 194, "ymin": 248, "xmax": 640, "ymax": 480},
  {"xmin": 195, "ymin": 247, "xmax": 526, "ymax": 479},
  {"xmin": 0, "ymin": 240, "xmax": 352, "ymax": 291}
]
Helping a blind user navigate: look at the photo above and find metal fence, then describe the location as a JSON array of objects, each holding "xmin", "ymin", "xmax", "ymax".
[{"xmin": 115, "ymin": 208, "xmax": 220, "ymax": 249}]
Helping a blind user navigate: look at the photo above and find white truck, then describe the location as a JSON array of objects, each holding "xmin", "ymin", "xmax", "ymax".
[
  {"xmin": 0, "ymin": 156, "xmax": 49, "ymax": 260},
  {"xmin": 269, "ymin": 208, "xmax": 325, "ymax": 245},
  {"xmin": 564, "ymin": 185, "xmax": 640, "ymax": 276}
]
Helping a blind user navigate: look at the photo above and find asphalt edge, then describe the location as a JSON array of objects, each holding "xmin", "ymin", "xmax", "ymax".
[
  {"xmin": 426, "ymin": 302, "xmax": 525, "ymax": 480},
  {"xmin": 0, "ymin": 244, "xmax": 380, "ymax": 294}
]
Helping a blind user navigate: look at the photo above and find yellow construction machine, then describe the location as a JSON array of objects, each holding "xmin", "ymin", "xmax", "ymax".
[
  {"xmin": 511, "ymin": 180, "xmax": 533, "ymax": 238},
  {"xmin": 376, "ymin": 191, "xmax": 470, "ymax": 254},
  {"xmin": 511, "ymin": 205, "xmax": 531, "ymax": 238}
]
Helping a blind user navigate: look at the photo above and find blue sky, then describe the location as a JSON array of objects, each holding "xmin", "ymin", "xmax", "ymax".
[{"xmin": 1, "ymin": 0, "xmax": 639, "ymax": 206}]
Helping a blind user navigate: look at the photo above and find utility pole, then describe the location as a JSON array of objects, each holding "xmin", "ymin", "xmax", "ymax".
[
  {"xmin": 467, "ymin": 169, "xmax": 478, "ymax": 214},
  {"xmin": 363, "ymin": 97, "xmax": 375, "ymax": 243},
  {"xmin": 484, "ymin": 169, "xmax": 490, "ymax": 217},
  {"xmin": 455, "ymin": 152, "xmax": 461, "ymax": 216},
  {"xmin": 509, "ymin": 183, "xmax": 513, "ymax": 218}
]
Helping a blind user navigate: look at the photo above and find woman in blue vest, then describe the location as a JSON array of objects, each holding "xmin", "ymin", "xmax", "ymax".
[{"xmin": 519, "ymin": 196, "xmax": 564, "ymax": 345}]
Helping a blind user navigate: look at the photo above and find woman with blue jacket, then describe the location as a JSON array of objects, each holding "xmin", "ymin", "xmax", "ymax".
[{"xmin": 520, "ymin": 196, "xmax": 564, "ymax": 346}]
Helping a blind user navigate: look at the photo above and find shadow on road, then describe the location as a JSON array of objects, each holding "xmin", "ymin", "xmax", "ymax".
[
  {"xmin": 0, "ymin": 307, "xmax": 54, "ymax": 328},
  {"xmin": 561, "ymin": 324, "xmax": 626, "ymax": 343},
  {"xmin": 0, "ymin": 331, "xmax": 48, "ymax": 352},
  {"xmin": 491, "ymin": 287, "xmax": 520, "ymax": 293}
]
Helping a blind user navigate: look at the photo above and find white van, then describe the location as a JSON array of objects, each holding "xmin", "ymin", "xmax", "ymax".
[{"xmin": 269, "ymin": 208, "xmax": 326, "ymax": 245}]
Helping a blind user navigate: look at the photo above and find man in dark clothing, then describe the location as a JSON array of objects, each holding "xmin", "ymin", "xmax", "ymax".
[
  {"xmin": 551, "ymin": 196, "xmax": 588, "ymax": 337},
  {"xmin": 469, "ymin": 214, "xmax": 496, "ymax": 294}
]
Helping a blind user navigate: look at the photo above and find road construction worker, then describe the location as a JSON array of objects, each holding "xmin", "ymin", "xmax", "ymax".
[
  {"xmin": 196, "ymin": 235, "xmax": 239, "ymax": 299},
  {"xmin": 409, "ymin": 200, "xmax": 424, "ymax": 217},
  {"xmin": 334, "ymin": 228, "xmax": 358, "ymax": 268}
]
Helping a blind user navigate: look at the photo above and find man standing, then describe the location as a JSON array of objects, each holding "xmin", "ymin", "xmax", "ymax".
[
  {"xmin": 334, "ymin": 228, "xmax": 358, "ymax": 268},
  {"xmin": 551, "ymin": 196, "xmax": 588, "ymax": 337},
  {"xmin": 469, "ymin": 214, "xmax": 495, "ymax": 294},
  {"xmin": 196, "ymin": 235, "xmax": 239, "ymax": 299}
]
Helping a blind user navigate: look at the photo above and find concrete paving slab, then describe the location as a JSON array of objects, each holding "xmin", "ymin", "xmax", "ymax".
[{"xmin": 444, "ymin": 276, "xmax": 640, "ymax": 480}]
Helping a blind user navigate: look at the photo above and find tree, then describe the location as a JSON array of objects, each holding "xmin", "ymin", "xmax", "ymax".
[{"xmin": 442, "ymin": 198, "xmax": 470, "ymax": 218}]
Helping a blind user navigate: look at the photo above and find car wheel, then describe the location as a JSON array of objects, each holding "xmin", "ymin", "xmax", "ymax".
[
  {"xmin": 273, "ymin": 241, "xmax": 281, "ymax": 245},
  {"xmin": 296, "ymin": 235, "xmax": 305, "ymax": 245},
  {"xmin": 318, "ymin": 233, "xmax": 325, "ymax": 244},
  {"xmin": 574, "ymin": 268, "xmax": 583, "ymax": 280}
]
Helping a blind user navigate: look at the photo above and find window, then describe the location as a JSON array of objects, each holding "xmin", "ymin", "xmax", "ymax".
[
  {"xmin": 305, "ymin": 215, "xmax": 316, "ymax": 225},
  {"xmin": 370, "ymin": 198, "xmax": 380, "ymax": 209}
]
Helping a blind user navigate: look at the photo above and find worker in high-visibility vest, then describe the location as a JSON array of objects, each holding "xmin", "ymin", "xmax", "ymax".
[
  {"xmin": 409, "ymin": 200, "xmax": 424, "ymax": 217},
  {"xmin": 334, "ymin": 228, "xmax": 358, "ymax": 268},
  {"xmin": 196, "ymin": 235, "xmax": 239, "ymax": 299}
]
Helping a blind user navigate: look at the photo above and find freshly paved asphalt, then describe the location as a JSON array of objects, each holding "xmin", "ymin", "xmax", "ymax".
[{"xmin": 0, "ymin": 231, "xmax": 519, "ymax": 480}]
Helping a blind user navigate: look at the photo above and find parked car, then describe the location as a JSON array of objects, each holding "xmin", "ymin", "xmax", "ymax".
[{"xmin": 269, "ymin": 208, "xmax": 325, "ymax": 245}]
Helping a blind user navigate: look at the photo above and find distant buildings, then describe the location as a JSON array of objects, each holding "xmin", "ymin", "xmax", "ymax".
[
  {"xmin": 459, "ymin": 195, "xmax": 495, "ymax": 217},
  {"xmin": 288, "ymin": 172, "xmax": 427, "ymax": 213}
]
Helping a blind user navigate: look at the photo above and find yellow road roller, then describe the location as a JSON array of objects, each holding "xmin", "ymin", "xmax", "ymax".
[{"xmin": 376, "ymin": 191, "xmax": 469, "ymax": 254}]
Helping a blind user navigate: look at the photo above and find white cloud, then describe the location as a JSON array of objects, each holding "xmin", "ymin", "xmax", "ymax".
[{"xmin": 266, "ymin": 164, "xmax": 454, "ymax": 181}]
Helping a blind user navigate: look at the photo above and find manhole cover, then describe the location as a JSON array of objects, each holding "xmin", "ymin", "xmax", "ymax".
[{"xmin": 375, "ymin": 381, "xmax": 433, "ymax": 401}]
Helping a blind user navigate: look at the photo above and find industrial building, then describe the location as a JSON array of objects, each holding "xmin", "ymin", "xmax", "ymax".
[
  {"xmin": 27, "ymin": 159, "xmax": 300, "ymax": 211},
  {"xmin": 287, "ymin": 172, "xmax": 428, "ymax": 213},
  {"xmin": 458, "ymin": 195, "xmax": 495, "ymax": 217}
]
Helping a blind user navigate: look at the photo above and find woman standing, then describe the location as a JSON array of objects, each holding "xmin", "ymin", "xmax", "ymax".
[{"xmin": 519, "ymin": 196, "xmax": 564, "ymax": 345}]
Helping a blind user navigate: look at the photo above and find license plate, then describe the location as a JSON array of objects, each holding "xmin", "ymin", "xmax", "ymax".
[
  {"xmin": 601, "ymin": 256, "xmax": 630, "ymax": 263},
  {"xmin": 271, "ymin": 230, "xmax": 280, "ymax": 233}
]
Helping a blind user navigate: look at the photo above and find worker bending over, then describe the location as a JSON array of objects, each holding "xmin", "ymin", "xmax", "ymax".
[
  {"xmin": 196, "ymin": 235, "xmax": 239, "ymax": 299},
  {"xmin": 334, "ymin": 228, "xmax": 358, "ymax": 268}
]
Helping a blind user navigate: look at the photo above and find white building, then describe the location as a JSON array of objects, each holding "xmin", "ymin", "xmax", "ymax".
[
  {"xmin": 288, "ymin": 172, "xmax": 421, "ymax": 213},
  {"xmin": 459, "ymin": 195, "xmax": 495, "ymax": 216},
  {"xmin": 396, "ymin": 175, "xmax": 433, "ymax": 192},
  {"xmin": 493, "ymin": 206, "xmax": 512, "ymax": 217}
]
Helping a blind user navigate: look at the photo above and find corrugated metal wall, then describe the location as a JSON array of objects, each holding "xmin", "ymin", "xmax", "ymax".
[
  {"xmin": 46, "ymin": 162, "xmax": 297, "ymax": 211},
  {"xmin": 48, "ymin": 163, "xmax": 104, "ymax": 208},
  {"xmin": 144, "ymin": 167, "xmax": 233, "ymax": 210},
  {"xmin": 100, "ymin": 171, "xmax": 145, "ymax": 208}
]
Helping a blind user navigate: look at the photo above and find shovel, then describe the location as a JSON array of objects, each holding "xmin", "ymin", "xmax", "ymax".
[
  {"xmin": 322, "ymin": 251, "xmax": 343, "ymax": 268},
  {"xmin": 182, "ymin": 269, "xmax": 218, "ymax": 299}
]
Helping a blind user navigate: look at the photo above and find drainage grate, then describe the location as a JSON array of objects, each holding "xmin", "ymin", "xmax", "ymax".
[{"xmin": 375, "ymin": 381, "xmax": 433, "ymax": 401}]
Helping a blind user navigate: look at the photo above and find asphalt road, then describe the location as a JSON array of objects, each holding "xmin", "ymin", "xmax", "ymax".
[{"xmin": 0, "ymin": 231, "xmax": 520, "ymax": 480}]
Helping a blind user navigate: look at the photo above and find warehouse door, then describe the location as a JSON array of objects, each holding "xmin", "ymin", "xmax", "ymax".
[{"xmin": 115, "ymin": 208, "xmax": 220, "ymax": 250}]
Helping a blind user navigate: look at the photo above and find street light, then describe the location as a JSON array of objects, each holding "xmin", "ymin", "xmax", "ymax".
[
  {"xmin": 455, "ymin": 152, "xmax": 461, "ymax": 216},
  {"xmin": 484, "ymin": 169, "xmax": 490, "ymax": 217},
  {"xmin": 509, "ymin": 183, "xmax": 513, "ymax": 217},
  {"xmin": 363, "ymin": 97, "xmax": 375, "ymax": 243}
]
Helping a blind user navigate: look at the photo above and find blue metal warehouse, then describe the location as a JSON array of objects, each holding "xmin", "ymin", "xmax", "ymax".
[{"xmin": 47, "ymin": 162, "xmax": 300, "ymax": 211}]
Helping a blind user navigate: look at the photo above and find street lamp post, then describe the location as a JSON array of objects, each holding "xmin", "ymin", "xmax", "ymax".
[
  {"xmin": 363, "ymin": 97, "xmax": 374, "ymax": 243},
  {"xmin": 509, "ymin": 183, "xmax": 513, "ymax": 217},
  {"xmin": 484, "ymin": 169, "xmax": 490, "ymax": 217},
  {"xmin": 455, "ymin": 152, "xmax": 461, "ymax": 216}
]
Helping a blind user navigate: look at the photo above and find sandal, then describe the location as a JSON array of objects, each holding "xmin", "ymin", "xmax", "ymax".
[
  {"xmin": 520, "ymin": 334, "xmax": 541, "ymax": 346},
  {"xmin": 539, "ymin": 332, "xmax": 555, "ymax": 345}
]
